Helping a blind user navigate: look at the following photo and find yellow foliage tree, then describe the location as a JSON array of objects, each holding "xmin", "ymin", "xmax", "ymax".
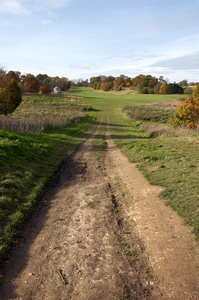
[
  {"xmin": 159, "ymin": 82, "xmax": 167, "ymax": 94},
  {"xmin": 193, "ymin": 84, "xmax": 199, "ymax": 99}
]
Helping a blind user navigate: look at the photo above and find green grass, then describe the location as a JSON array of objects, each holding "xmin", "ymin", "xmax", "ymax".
[
  {"xmin": 92, "ymin": 113, "xmax": 107, "ymax": 161},
  {"xmin": 0, "ymin": 93, "xmax": 98, "ymax": 263}
]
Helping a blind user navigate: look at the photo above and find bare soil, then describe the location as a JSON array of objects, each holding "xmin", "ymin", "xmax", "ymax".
[{"xmin": 0, "ymin": 119, "xmax": 199, "ymax": 299}]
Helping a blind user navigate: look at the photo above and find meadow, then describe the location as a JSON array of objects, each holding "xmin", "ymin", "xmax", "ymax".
[{"xmin": 0, "ymin": 87, "xmax": 198, "ymax": 263}]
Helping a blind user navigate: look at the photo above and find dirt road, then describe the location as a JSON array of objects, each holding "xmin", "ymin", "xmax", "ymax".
[{"xmin": 0, "ymin": 119, "xmax": 199, "ymax": 299}]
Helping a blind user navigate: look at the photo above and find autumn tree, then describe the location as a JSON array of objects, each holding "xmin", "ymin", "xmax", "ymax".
[
  {"xmin": 184, "ymin": 87, "xmax": 193, "ymax": 95},
  {"xmin": 24, "ymin": 74, "xmax": 40, "ymax": 93},
  {"xmin": 132, "ymin": 74, "xmax": 145, "ymax": 87},
  {"xmin": 159, "ymin": 82, "xmax": 168, "ymax": 94},
  {"xmin": 170, "ymin": 97, "xmax": 199, "ymax": 129},
  {"xmin": 0, "ymin": 79, "xmax": 22, "ymax": 115},
  {"xmin": 5, "ymin": 70, "xmax": 21, "ymax": 83},
  {"xmin": 193, "ymin": 84, "xmax": 199, "ymax": 99},
  {"xmin": 40, "ymin": 83, "xmax": 52, "ymax": 94}
]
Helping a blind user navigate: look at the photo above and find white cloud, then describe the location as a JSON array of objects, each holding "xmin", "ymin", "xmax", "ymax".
[
  {"xmin": 0, "ymin": 0, "xmax": 72, "ymax": 15},
  {"xmin": 0, "ymin": 0, "xmax": 29, "ymax": 15},
  {"xmin": 41, "ymin": 18, "xmax": 52, "ymax": 26}
]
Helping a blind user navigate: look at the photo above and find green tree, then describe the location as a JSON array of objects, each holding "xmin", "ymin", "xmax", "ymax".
[
  {"xmin": 154, "ymin": 83, "xmax": 161, "ymax": 94},
  {"xmin": 167, "ymin": 83, "xmax": 183, "ymax": 94}
]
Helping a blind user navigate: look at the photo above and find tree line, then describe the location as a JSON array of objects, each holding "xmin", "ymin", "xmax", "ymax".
[{"xmin": 88, "ymin": 74, "xmax": 198, "ymax": 95}]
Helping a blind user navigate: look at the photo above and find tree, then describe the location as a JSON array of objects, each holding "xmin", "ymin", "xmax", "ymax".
[
  {"xmin": 132, "ymin": 74, "xmax": 145, "ymax": 87},
  {"xmin": 154, "ymin": 83, "xmax": 161, "ymax": 94},
  {"xmin": 40, "ymin": 83, "xmax": 52, "ymax": 94},
  {"xmin": 170, "ymin": 97, "xmax": 199, "ymax": 129},
  {"xmin": 5, "ymin": 70, "xmax": 21, "ymax": 83},
  {"xmin": 159, "ymin": 82, "xmax": 168, "ymax": 94},
  {"xmin": 184, "ymin": 87, "xmax": 193, "ymax": 95},
  {"xmin": 0, "ymin": 79, "xmax": 22, "ymax": 115},
  {"xmin": 24, "ymin": 74, "xmax": 40, "ymax": 93},
  {"xmin": 193, "ymin": 84, "xmax": 199, "ymax": 99},
  {"xmin": 167, "ymin": 83, "xmax": 183, "ymax": 94}
]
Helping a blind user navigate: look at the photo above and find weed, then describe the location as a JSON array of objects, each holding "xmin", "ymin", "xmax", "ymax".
[
  {"xmin": 120, "ymin": 242, "xmax": 131, "ymax": 248},
  {"xmin": 124, "ymin": 250, "xmax": 135, "ymax": 256},
  {"xmin": 122, "ymin": 231, "xmax": 131, "ymax": 234}
]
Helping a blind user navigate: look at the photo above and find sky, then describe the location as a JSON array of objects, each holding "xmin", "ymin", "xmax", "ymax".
[{"xmin": 0, "ymin": 0, "xmax": 199, "ymax": 83}]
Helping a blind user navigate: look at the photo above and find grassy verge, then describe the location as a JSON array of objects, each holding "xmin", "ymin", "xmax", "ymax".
[{"xmin": 0, "ymin": 93, "xmax": 98, "ymax": 263}]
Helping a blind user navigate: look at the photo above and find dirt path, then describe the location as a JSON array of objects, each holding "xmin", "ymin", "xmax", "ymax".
[{"xmin": 0, "ymin": 119, "xmax": 199, "ymax": 299}]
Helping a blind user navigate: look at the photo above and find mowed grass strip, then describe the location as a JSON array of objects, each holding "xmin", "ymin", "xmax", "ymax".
[
  {"xmin": 0, "ymin": 93, "xmax": 98, "ymax": 263},
  {"xmin": 69, "ymin": 88, "xmax": 199, "ymax": 240}
]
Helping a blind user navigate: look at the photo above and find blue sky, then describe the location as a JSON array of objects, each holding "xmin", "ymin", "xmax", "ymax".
[{"xmin": 0, "ymin": 0, "xmax": 199, "ymax": 82}]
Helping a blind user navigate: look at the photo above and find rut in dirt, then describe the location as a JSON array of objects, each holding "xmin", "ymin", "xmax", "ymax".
[{"xmin": 0, "ymin": 118, "xmax": 157, "ymax": 300}]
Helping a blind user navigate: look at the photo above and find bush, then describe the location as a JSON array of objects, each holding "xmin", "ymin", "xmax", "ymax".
[{"xmin": 170, "ymin": 97, "xmax": 199, "ymax": 129}]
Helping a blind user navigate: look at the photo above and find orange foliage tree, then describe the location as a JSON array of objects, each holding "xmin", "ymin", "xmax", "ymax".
[
  {"xmin": 40, "ymin": 83, "xmax": 52, "ymax": 94},
  {"xmin": 24, "ymin": 74, "xmax": 40, "ymax": 93},
  {"xmin": 170, "ymin": 97, "xmax": 199, "ymax": 129}
]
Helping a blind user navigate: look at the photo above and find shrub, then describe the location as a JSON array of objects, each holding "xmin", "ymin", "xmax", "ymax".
[{"xmin": 170, "ymin": 97, "xmax": 199, "ymax": 129}]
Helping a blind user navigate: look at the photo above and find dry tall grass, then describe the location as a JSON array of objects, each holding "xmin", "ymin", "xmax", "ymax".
[
  {"xmin": 0, "ymin": 112, "xmax": 86, "ymax": 133},
  {"xmin": 141, "ymin": 123, "xmax": 199, "ymax": 137}
]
